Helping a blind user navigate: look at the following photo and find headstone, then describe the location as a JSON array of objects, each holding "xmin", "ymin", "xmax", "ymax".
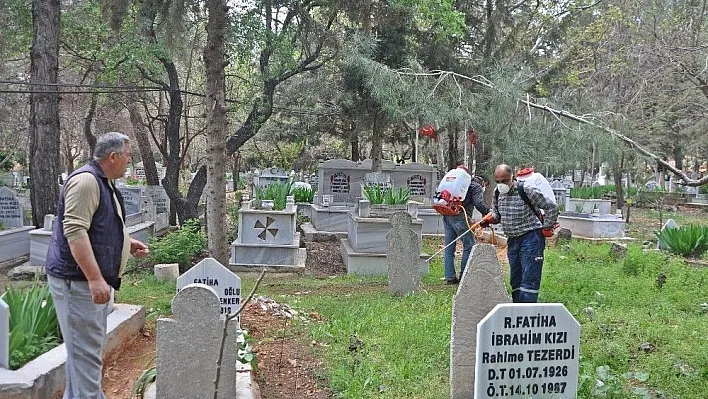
[
  {"xmin": 145, "ymin": 185, "xmax": 170, "ymax": 215},
  {"xmin": 118, "ymin": 187, "xmax": 142, "ymax": 215},
  {"xmin": 657, "ymin": 219, "xmax": 679, "ymax": 250},
  {"xmin": 550, "ymin": 180, "xmax": 564, "ymax": 189},
  {"xmin": 450, "ymin": 244, "xmax": 510, "ymax": 398},
  {"xmin": 176, "ymin": 258, "xmax": 242, "ymax": 320},
  {"xmin": 155, "ymin": 263, "xmax": 180, "ymax": 282},
  {"xmin": 364, "ymin": 172, "xmax": 392, "ymax": 190},
  {"xmin": 43, "ymin": 214, "xmax": 55, "ymax": 231},
  {"xmin": 141, "ymin": 194, "xmax": 157, "ymax": 223},
  {"xmin": 386, "ymin": 212, "xmax": 421, "ymax": 296},
  {"xmin": 156, "ymin": 284, "xmax": 239, "ymax": 399},
  {"xmin": 0, "ymin": 187, "xmax": 24, "ymax": 228},
  {"xmin": 610, "ymin": 242, "xmax": 628, "ymax": 259},
  {"xmin": 255, "ymin": 167, "xmax": 289, "ymax": 190},
  {"xmin": 0, "ymin": 298, "xmax": 8, "ymax": 369},
  {"xmin": 474, "ymin": 303, "xmax": 581, "ymax": 399}
]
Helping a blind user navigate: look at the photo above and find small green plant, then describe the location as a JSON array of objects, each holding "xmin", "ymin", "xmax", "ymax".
[
  {"xmin": 226, "ymin": 194, "xmax": 241, "ymax": 241},
  {"xmin": 699, "ymin": 185, "xmax": 708, "ymax": 195},
  {"xmin": 622, "ymin": 246, "xmax": 645, "ymax": 276},
  {"xmin": 3, "ymin": 278, "xmax": 60, "ymax": 370},
  {"xmin": 255, "ymin": 181, "xmax": 293, "ymax": 210},
  {"xmin": 148, "ymin": 219, "xmax": 207, "ymax": 271},
  {"xmin": 655, "ymin": 224, "xmax": 708, "ymax": 258},
  {"xmin": 291, "ymin": 187, "xmax": 315, "ymax": 203},
  {"xmin": 130, "ymin": 357, "xmax": 156, "ymax": 399},
  {"xmin": 574, "ymin": 203, "xmax": 585, "ymax": 213},
  {"xmin": 237, "ymin": 330, "xmax": 258, "ymax": 370},
  {"xmin": 0, "ymin": 219, "xmax": 5, "ymax": 230},
  {"xmin": 362, "ymin": 185, "xmax": 409, "ymax": 205},
  {"xmin": 125, "ymin": 176, "xmax": 144, "ymax": 186}
]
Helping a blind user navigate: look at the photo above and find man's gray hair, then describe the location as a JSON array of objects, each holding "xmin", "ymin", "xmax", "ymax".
[{"xmin": 93, "ymin": 132, "xmax": 130, "ymax": 160}]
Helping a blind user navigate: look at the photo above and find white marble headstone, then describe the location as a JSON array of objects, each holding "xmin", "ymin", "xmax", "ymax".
[
  {"xmin": 177, "ymin": 258, "xmax": 241, "ymax": 323},
  {"xmin": 474, "ymin": 303, "xmax": 580, "ymax": 399},
  {"xmin": 0, "ymin": 298, "xmax": 8, "ymax": 369},
  {"xmin": 0, "ymin": 187, "xmax": 24, "ymax": 228}
]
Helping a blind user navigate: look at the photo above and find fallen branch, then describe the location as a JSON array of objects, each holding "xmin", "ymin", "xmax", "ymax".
[{"xmin": 392, "ymin": 68, "xmax": 708, "ymax": 187}]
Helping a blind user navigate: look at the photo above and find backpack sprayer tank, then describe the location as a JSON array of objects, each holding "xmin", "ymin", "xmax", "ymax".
[{"xmin": 433, "ymin": 166, "xmax": 472, "ymax": 216}]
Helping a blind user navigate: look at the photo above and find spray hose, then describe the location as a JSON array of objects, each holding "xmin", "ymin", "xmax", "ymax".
[{"xmin": 425, "ymin": 211, "xmax": 496, "ymax": 262}]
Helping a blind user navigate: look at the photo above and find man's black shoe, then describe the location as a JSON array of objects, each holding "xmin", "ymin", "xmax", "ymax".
[{"xmin": 445, "ymin": 277, "xmax": 459, "ymax": 285}]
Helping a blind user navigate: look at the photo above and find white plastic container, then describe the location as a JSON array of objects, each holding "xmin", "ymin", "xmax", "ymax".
[
  {"xmin": 516, "ymin": 167, "xmax": 556, "ymax": 204},
  {"xmin": 434, "ymin": 167, "xmax": 472, "ymax": 205}
]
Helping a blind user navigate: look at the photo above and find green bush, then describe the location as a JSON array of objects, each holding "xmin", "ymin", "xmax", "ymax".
[
  {"xmin": 655, "ymin": 225, "xmax": 708, "ymax": 258},
  {"xmin": 362, "ymin": 186, "xmax": 410, "ymax": 205},
  {"xmin": 3, "ymin": 279, "xmax": 61, "ymax": 370},
  {"xmin": 226, "ymin": 193, "xmax": 242, "ymax": 241},
  {"xmin": 148, "ymin": 219, "xmax": 207, "ymax": 270},
  {"xmin": 291, "ymin": 187, "xmax": 314, "ymax": 203},
  {"xmin": 255, "ymin": 181, "xmax": 293, "ymax": 210}
]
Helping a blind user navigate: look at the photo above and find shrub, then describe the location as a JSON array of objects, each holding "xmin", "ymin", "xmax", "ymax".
[
  {"xmin": 362, "ymin": 186, "xmax": 410, "ymax": 205},
  {"xmin": 149, "ymin": 219, "xmax": 207, "ymax": 270},
  {"xmin": 655, "ymin": 225, "xmax": 708, "ymax": 258},
  {"xmin": 622, "ymin": 246, "xmax": 645, "ymax": 276},
  {"xmin": 255, "ymin": 181, "xmax": 293, "ymax": 210},
  {"xmin": 291, "ymin": 187, "xmax": 314, "ymax": 203},
  {"xmin": 3, "ymin": 279, "xmax": 60, "ymax": 370}
]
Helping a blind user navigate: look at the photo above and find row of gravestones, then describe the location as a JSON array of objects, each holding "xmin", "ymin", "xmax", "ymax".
[
  {"xmin": 116, "ymin": 185, "xmax": 170, "ymax": 232},
  {"xmin": 138, "ymin": 214, "xmax": 581, "ymax": 398}
]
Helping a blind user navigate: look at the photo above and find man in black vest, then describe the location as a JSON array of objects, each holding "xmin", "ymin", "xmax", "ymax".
[{"xmin": 46, "ymin": 132, "xmax": 149, "ymax": 399}]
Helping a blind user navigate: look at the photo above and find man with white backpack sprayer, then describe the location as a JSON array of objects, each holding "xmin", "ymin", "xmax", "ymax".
[
  {"xmin": 481, "ymin": 164, "xmax": 559, "ymax": 302},
  {"xmin": 433, "ymin": 164, "xmax": 490, "ymax": 285}
]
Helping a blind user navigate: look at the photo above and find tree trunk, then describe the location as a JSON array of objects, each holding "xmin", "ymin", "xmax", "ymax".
[
  {"xmin": 446, "ymin": 126, "xmax": 457, "ymax": 170},
  {"xmin": 232, "ymin": 152, "xmax": 241, "ymax": 191},
  {"xmin": 370, "ymin": 110, "xmax": 383, "ymax": 172},
  {"xmin": 127, "ymin": 102, "xmax": 160, "ymax": 185},
  {"xmin": 204, "ymin": 0, "xmax": 229, "ymax": 265},
  {"xmin": 83, "ymin": 93, "xmax": 97, "ymax": 156},
  {"xmin": 613, "ymin": 159, "xmax": 624, "ymax": 210},
  {"xmin": 29, "ymin": 0, "xmax": 60, "ymax": 227},
  {"xmin": 350, "ymin": 133, "xmax": 359, "ymax": 161}
]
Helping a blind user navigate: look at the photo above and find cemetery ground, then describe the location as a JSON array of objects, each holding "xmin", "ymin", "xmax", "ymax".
[
  {"xmin": 91, "ymin": 207, "xmax": 708, "ymax": 399},
  {"xmin": 6, "ymin": 207, "xmax": 704, "ymax": 399}
]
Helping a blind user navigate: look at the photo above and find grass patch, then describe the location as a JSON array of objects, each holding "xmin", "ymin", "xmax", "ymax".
[{"xmin": 119, "ymin": 237, "xmax": 707, "ymax": 398}]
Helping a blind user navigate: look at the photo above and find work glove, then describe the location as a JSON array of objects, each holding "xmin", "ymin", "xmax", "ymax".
[{"xmin": 542, "ymin": 222, "xmax": 560, "ymax": 238}]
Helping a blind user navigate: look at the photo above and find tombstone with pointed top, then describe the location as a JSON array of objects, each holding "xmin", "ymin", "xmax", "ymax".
[
  {"xmin": 387, "ymin": 212, "xmax": 421, "ymax": 296},
  {"xmin": 657, "ymin": 219, "xmax": 679, "ymax": 250},
  {"xmin": 450, "ymin": 244, "xmax": 510, "ymax": 398},
  {"xmin": 176, "ymin": 258, "xmax": 241, "ymax": 321},
  {"xmin": 156, "ymin": 283, "xmax": 239, "ymax": 399}
]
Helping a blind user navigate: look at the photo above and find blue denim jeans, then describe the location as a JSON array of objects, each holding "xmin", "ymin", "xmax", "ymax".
[
  {"xmin": 443, "ymin": 213, "xmax": 475, "ymax": 281},
  {"xmin": 506, "ymin": 228, "xmax": 545, "ymax": 303}
]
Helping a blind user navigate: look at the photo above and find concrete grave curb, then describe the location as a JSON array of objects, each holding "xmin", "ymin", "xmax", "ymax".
[
  {"xmin": 0, "ymin": 304, "xmax": 145, "ymax": 399},
  {"xmin": 144, "ymin": 362, "xmax": 261, "ymax": 399}
]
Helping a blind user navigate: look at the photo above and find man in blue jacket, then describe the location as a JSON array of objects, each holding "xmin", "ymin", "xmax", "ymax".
[{"xmin": 46, "ymin": 132, "xmax": 149, "ymax": 399}]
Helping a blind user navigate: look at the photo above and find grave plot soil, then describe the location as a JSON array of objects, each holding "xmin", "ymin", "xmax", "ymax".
[{"xmin": 101, "ymin": 236, "xmax": 344, "ymax": 399}]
